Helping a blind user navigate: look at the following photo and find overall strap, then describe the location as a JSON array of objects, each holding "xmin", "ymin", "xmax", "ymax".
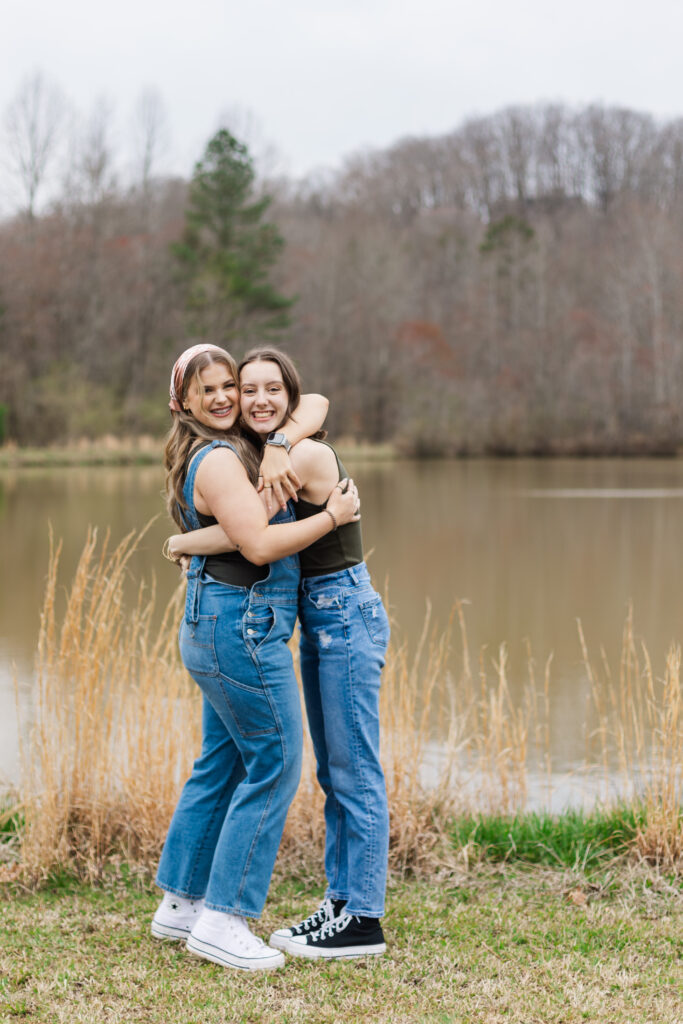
[
  {"xmin": 181, "ymin": 439, "xmax": 238, "ymax": 529},
  {"xmin": 181, "ymin": 438, "xmax": 237, "ymax": 624}
]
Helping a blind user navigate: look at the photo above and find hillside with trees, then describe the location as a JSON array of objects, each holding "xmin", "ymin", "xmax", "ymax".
[{"xmin": 1, "ymin": 85, "xmax": 683, "ymax": 453}]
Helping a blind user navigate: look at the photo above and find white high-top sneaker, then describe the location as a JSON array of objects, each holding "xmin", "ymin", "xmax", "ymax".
[
  {"xmin": 151, "ymin": 893, "xmax": 205, "ymax": 941},
  {"xmin": 187, "ymin": 909, "xmax": 285, "ymax": 971}
]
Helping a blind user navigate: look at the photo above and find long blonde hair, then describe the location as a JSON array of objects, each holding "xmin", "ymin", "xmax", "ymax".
[{"xmin": 164, "ymin": 347, "xmax": 260, "ymax": 530}]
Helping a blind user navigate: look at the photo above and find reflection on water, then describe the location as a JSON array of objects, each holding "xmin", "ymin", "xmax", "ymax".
[
  {"xmin": 2, "ymin": 458, "xmax": 683, "ymax": 800},
  {"xmin": 526, "ymin": 488, "xmax": 683, "ymax": 498}
]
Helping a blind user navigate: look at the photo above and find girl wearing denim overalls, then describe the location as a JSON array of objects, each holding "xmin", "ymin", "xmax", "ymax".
[
  {"xmin": 152, "ymin": 344, "xmax": 359, "ymax": 972},
  {"xmin": 169, "ymin": 347, "xmax": 390, "ymax": 960}
]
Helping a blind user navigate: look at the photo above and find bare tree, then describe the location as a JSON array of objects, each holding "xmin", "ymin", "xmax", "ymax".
[
  {"xmin": 131, "ymin": 87, "xmax": 169, "ymax": 193},
  {"xmin": 75, "ymin": 97, "xmax": 118, "ymax": 206},
  {"xmin": 4, "ymin": 72, "xmax": 67, "ymax": 218}
]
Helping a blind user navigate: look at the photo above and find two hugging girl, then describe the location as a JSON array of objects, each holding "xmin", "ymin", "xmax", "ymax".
[{"xmin": 151, "ymin": 343, "xmax": 390, "ymax": 971}]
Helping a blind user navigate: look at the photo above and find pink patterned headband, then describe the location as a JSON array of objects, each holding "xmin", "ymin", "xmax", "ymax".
[{"xmin": 169, "ymin": 344, "xmax": 227, "ymax": 412}]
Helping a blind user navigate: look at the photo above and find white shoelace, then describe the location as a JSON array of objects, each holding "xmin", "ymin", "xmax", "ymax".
[
  {"xmin": 292, "ymin": 897, "xmax": 336, "ymax": 935},
  {"xmin": 317, "ymin": 912, "xmax": 354, "ymax": 941}
]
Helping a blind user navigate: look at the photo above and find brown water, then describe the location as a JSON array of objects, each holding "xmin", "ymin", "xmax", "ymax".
[{"xmin": 3, "ymin": 458, "xmax": 683, "ymax": 794}]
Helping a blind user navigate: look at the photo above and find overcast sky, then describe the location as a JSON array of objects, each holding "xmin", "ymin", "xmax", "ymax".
[{"xmin": 3, "ymin": 0, "xmax": 683, "ymax": 187}]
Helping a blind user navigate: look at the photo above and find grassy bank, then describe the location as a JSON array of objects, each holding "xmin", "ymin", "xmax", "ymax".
[
  {"xmin": 8, "ymin": 528, "xmax": 682, "ymax": 884},
  {"xmin": 0, "ymin": 438, "xmax": 399, "ymax": 469},
  {"xmin": 0, "ymin": 438, "xmax": 163, "ymax": 468},
  {"xmin": 0, "ymin": 863, "xmax": 680, "ymax": 1024}
]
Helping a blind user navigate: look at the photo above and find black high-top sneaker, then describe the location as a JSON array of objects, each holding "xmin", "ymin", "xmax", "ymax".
[
  {"xmin": 286, "ymin": 911, "xmax": 386, "ymax": 959},
  {"xmin": 269, "ymin": 897, "xmax": 346, "ymax": 950}
]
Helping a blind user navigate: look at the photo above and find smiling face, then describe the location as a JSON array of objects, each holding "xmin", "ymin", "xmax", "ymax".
[
  {"xmin": 184, "ymin": 359, "xmax": 240, "ymax": 431},
  {"xmin": 239, "ymin": 359, "xmax": 290, "ymax": 437}
]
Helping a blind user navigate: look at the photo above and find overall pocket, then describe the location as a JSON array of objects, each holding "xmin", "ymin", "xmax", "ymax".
[
  {"xmin": 216, "ymin": 674, "xmax": 278, "ymax": 739},
  {"xmin": 179, "ymin": 616, "xmax": 220, "ymax": 677}
]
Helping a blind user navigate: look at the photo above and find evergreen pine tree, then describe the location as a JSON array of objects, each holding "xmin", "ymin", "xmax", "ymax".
[{"xmin": 174, "ymin": 129, "xmax": 292, "ymax": 343}]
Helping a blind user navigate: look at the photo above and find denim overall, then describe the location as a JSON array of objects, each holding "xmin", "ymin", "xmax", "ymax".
[
  {"xmin": 156, "ymin": 440, "xmax": 301, "ymax": 918},
  {"xmin": 299, "ymin": 562, "xmax": 390, "ymax": 918}
]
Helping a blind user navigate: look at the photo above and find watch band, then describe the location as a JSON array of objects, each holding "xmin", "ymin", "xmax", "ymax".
[{"xmin": 265, "ymin": 432, "xmax": 292, "ymax": 453}]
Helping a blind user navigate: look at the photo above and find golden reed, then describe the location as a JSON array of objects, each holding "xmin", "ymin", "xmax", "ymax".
[{"xmin": 14, "ymin": 531, "xmax": 682, "ymax": 880}]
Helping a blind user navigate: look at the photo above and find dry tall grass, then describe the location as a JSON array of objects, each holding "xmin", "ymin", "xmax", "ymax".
[
  {"xmin": 578, "ymin": 610, "xmax": 683, "ymax": 866},
  {"xmin": 15, "ymin": 531, "xmax": 683, "ymax": 881},
  {"xmin": 19, "ymin": 527, "xmax": 201, "ymax": 881}
]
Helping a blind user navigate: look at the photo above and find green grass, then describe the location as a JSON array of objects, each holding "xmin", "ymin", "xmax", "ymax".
[
  {"xmin": 0, "ymin": 804, "xmax": 23, "ymax": 841},
  {"xmin": 0, "ymin": 863, "xmax": 680, "ymax": 1023},
  {"xmin": 451, "ymin": 807, "xmax": 652, "ymax": 870}
]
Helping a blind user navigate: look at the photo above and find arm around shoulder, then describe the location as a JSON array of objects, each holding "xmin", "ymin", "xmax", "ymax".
[
  {"xmin": 197, "ymin": 446, "xmax": 360, "ymax": 565},
  {"xmin": 280, "ymin": 393, "xmax": 328, "ymax": 446}
]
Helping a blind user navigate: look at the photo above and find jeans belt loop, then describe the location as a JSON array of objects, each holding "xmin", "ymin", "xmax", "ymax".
[{"xmin": 347, "ymin": 565, "xmax": 359, "ymax": 585}]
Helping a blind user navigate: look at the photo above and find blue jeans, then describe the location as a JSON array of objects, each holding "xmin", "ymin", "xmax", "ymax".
[
  {"xmin": 298, "ymin": 562, "xmax": 390, "ymax": 918},
  {"xmin": 156, "ymin": 561, "xmax": 301, "ymax": 918}
]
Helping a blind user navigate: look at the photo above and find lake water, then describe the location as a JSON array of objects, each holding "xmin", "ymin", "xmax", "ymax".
[{"xmin": 2, "ymin": 457, "xmax": 682, "ymax": 800}]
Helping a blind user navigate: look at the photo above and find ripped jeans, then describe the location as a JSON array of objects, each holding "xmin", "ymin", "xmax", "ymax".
[{"xmin": 298, "ymin": 562, "xmax": 390, "ymax": 918}]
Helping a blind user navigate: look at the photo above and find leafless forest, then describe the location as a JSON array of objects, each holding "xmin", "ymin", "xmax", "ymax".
[{"xmin": 2, "ymin": 80, "xmax": 683, "ymax": 453}]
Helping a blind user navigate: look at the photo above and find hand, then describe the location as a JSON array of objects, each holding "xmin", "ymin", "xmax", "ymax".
[
  {"xmin": 258, "ymin": 445, "xmax": 302, "ymax": 516},
  {"xmin": 326, "ymin": 478, "xmax": 361, "ymax": 527},
  {"xmin": 168, "ymin": 535, "xmax": 186, "ymax": 561},
  {"xmin": 162, "ymin": 535, "xmax": 191, "ymax": 573}
]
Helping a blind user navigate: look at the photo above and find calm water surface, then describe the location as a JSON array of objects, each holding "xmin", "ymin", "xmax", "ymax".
[{"xmin": 2, "ymin": 458, "xmax": 683, "ymax": 794}]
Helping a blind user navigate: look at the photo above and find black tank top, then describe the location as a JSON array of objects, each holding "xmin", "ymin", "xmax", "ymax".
[
  {"xmin": 184, "ymin": 441, "xmax": 267, "ymax": 588},
  {"xmin": 294, "ymin": 441, "xmax": 364, "ymax": 578}
]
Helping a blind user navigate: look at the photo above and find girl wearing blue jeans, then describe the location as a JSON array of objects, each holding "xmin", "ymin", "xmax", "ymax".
[
  {"xmin": 153, "ymin": 344, "xmax": 359, "ymax": 972},
  {"xmin": 169, "ymin": 347, "xmax": 390, "ymax": 960}
]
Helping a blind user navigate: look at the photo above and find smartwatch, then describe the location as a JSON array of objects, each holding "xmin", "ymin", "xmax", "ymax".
[{"xmin": 265, "ymin": 432, "xmax": 292, "ymax": 453}]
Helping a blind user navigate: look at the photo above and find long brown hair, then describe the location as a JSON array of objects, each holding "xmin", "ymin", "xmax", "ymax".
[
  {"xmin": 238, "ymin": 347, "xmax": 326, "ymax": 442},
  {"xmin": 164, "ymin": 346, "xmax": 260, "ymax": 529}
]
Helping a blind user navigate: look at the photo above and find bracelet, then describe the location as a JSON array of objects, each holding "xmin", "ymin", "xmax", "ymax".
[
  {"xmin": 325, "ymin": 508, "xmax": 338, "ymax": 531},
  {"xmin": 162, "ymin": 538, "xmax": 182, "ymax": 565}
]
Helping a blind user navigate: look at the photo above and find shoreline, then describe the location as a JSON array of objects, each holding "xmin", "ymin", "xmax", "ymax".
[
  {"xmin": 3, "ymin": 800, "xmax": 679, "ymax": 877},
  {"xmin": 0, "ymin": 438, "xmax": 401, "ymax": 469},
  {"xmin": 1, "ymin": 439, "xmax": 682, "ymax": 469}
]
